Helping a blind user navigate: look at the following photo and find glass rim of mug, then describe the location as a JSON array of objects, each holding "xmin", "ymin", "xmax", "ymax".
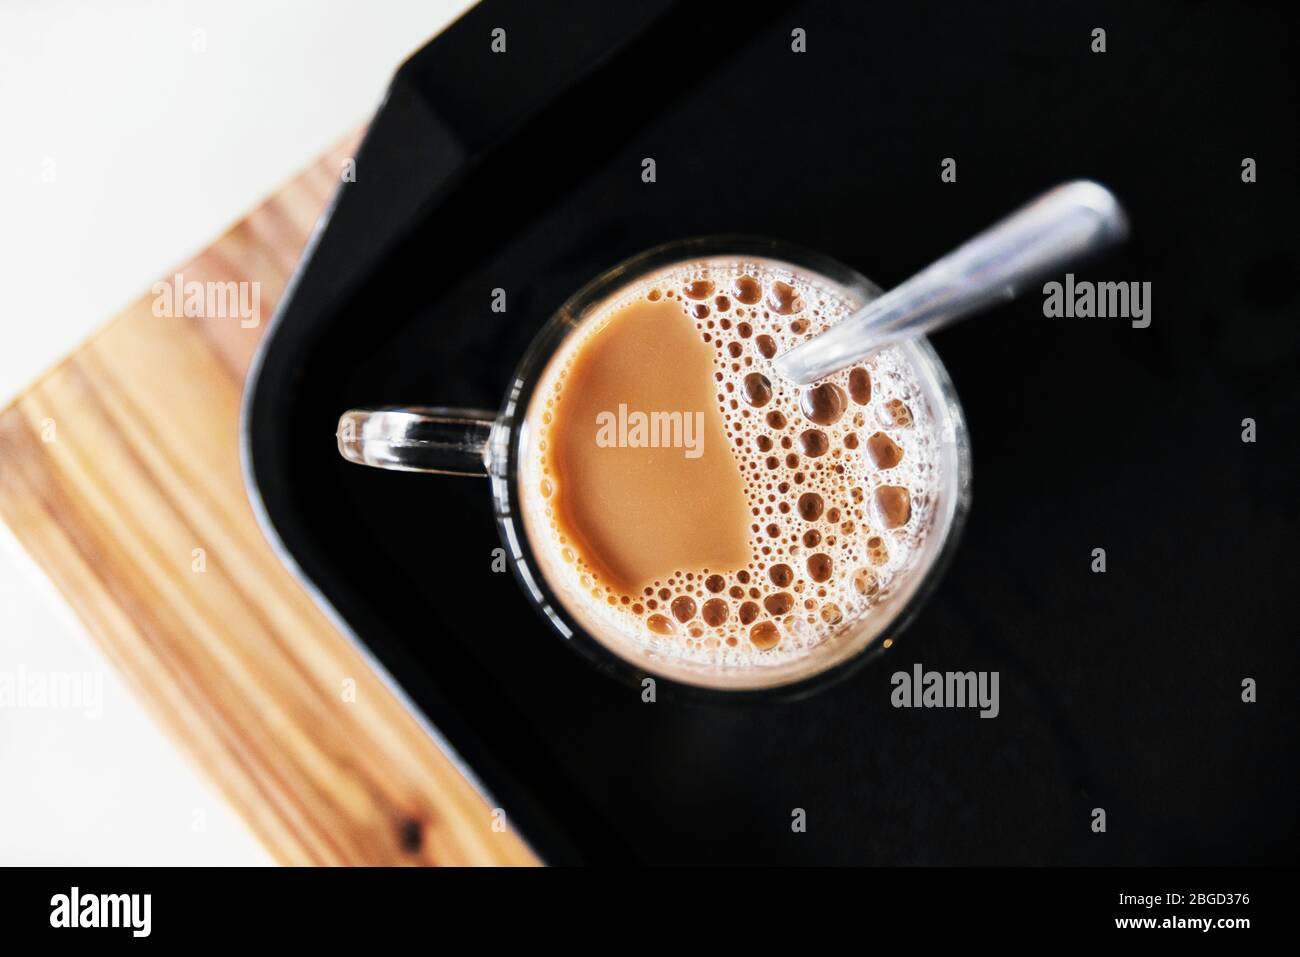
[{"xmin": 487, "ymin": 235, "xmax": 973, "ymax": 700}]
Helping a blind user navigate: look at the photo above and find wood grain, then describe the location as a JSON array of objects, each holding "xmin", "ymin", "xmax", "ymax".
[{"xmin": 0, "ymin": 131, "xmax": 538, "ymax": 866}]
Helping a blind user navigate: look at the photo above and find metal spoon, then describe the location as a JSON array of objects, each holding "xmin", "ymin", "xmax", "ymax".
[{"xmin": 772, "ymin": 180, "xmax": 1129, "ymax": 385}]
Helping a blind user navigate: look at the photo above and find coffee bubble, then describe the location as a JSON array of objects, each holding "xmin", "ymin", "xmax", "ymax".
[
  {"xmin": 764, "ymin": 592, "xmax": 794, "ymax": 616},
  {"xmin": 807, "ymin": 553, "xmax": 833, "ymax": 583},
  {"xmin": 874, "ymin": 486, "xmax": 912, "ymax": 528},
  {"xmin": 685, "ymin": 279, "xmax": 715, "ymax": 300},
  {"xmin": 646, "ymin": 614, "xmax": 676, "ymax": 636},
  {"xmin": 866, "ymin": 432, "xmax": 904, "ymax": 469},
  {"xmin": 702, "ymin": 598, "xmax": 729, "ymax": 626},
  {"xmin": 768, "ymin": 280, "xmax": 800, "ymax": 315},
  {"xmin": 742, "ymin": 372, "xmax": 772, "ymax": 407},
  {"xmin": 848, "ymin": 367, "xmax": 872, "ymax": 405},
  {"xmin": 800, "ymin": 383, "xmax": 847, "ymax": 425},
  {"xmin": 749, "ymin": 620, "xmax": 781, "ymax": 650},
  {"xmin": 734, "ymin": 275, "xmax": 763, "ymax": 305},
  {"xmin": 799, "ymin": 429, "xmax": 829, "ymax": 457},
  {"xmin": 797, "ymin": 492, "xmax": 824, "ymax": 521}
]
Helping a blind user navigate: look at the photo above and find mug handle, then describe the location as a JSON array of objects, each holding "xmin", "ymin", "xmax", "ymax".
[{"xmin": 336, "ymin": 406, "xmax": 494, "ymax": 476}]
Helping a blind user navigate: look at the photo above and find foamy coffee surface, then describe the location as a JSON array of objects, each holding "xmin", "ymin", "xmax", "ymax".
[{"xmin": 522, "ymin": 261, "xmax": 942, "ymax": 674}]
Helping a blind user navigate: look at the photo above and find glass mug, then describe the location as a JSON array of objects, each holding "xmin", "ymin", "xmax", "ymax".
[{"xmin": 337, "ymin": 238, "xmax": 971, "ymax": 697}]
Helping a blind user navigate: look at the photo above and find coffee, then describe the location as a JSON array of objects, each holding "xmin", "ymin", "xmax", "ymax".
[{"xmin": 521, "ymin": 260, "xmax": 942, "ymax": 674}]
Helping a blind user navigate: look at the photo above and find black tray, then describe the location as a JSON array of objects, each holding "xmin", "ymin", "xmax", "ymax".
[{"xmin": 244, "ymin": 0, "xmax": 1300, "ymax": 864}]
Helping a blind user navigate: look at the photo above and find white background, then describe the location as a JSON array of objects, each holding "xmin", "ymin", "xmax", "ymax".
[{"xmin": 0, "ymin": 0, "xmax": 472, "ymax": 865}]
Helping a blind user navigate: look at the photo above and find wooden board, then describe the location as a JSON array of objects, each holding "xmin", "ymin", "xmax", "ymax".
[{"xmin": 0, "ymin": 131, "xmax": 538, "ymax": 866}]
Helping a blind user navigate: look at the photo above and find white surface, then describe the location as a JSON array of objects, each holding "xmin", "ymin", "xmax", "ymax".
[{"xmin": 0, "ymin": 0, "xmax": 472, "ymax": 865}]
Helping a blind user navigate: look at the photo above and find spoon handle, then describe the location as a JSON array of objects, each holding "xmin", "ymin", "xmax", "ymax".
[{"xmin": 773, "ymin": 180, "xmax": 1129, "ymax": 385}]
